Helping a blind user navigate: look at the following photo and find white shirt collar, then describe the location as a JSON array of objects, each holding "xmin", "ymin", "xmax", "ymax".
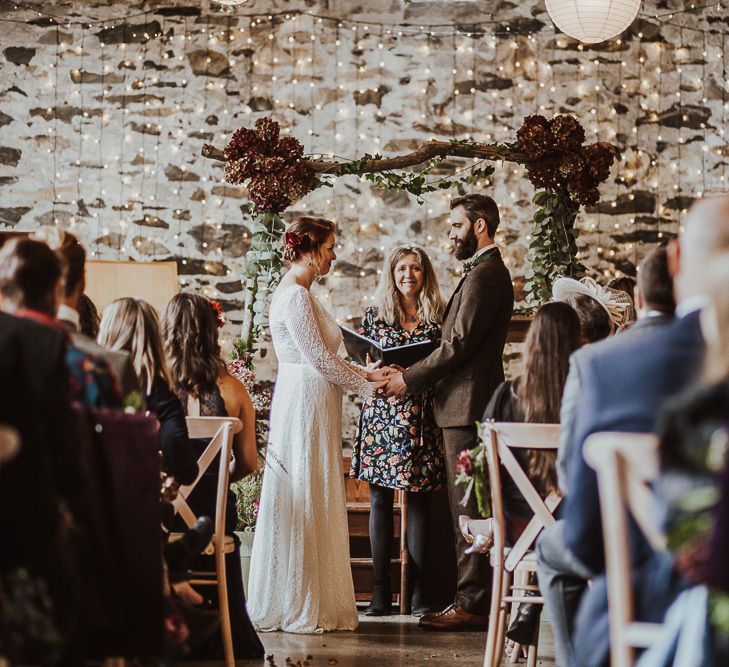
[
  {"xmin": 469, "ymin": 243, "xmax": 498, "ymax": 262},
  {"xmin": 57, "ymin": 304, "xmax": 80, "ymax": 331},
  {"xmin": 675, "ymin": 295, "xmax": 709, "ymax": 319}
]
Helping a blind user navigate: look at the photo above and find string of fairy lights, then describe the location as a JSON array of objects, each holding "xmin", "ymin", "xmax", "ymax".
[{"xmin": 1, "ymin": 0, "xmax": 729, "ymax": 314}]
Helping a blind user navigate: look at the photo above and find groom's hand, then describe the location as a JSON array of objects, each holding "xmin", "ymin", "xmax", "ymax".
[
  {"xmin": 383, "ymin": 371, "xmax": 408, "ymax": 399},
  {"xmin": 370, "ymin": 365, "xmax": 397, "ymax": 382}
]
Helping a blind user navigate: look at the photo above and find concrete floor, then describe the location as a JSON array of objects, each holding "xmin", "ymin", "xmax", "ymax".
[{"xmin": 195, "ymin": 613, "xmax": 556, "ymax": 666}]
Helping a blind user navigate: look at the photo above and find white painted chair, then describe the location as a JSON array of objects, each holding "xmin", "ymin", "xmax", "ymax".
[
  {"xmin": 481, "ymin": 422, "xmax": 562, "ymax": 667},
  {"xmin": 583, "ymin": 432, "xmax": 666, "ymax": 667},
  {"xmin": 171, "ymin": 416, "xmax": 242, "ymax": 667}
]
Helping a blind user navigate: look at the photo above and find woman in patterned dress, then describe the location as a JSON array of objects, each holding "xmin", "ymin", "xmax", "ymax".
[{"xmin": 350, "ymin": 245, "xmax": 447, "ymax": 616}]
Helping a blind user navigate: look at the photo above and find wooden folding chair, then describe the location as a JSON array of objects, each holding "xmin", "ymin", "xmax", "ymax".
[
  {"xmin": 171, "ymin": 416, "xmax": 242, "ymax": 667},
  {"xmin": 583, "ymin": 432, "xmax": 666, "ymax": 667},
  {"xmin": 481, "ymin": 422, "xmax": 562, "ymax": 667}
]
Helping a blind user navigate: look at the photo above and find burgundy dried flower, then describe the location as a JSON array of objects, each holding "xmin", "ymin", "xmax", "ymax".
[
  {"xmin": 255, "ymin": 117, "xmax": 280, "ymax": 153},
  {"xmin": 573, "ymin": 187, "xmax": 600, "ymax": 207},
  {"xmin": 248, "ymin": 174, "xmax": 292, "ymax": 212},
  {"xmin": 559, "ymin": 151, "xmax": 586, "ymax": 179},
  {"xmin": 224, "ymin": 155, "xmax": 257, "ymax": 185},
  {"xmin": 583, "ymin": 142, "xmax": 616, "ymax": 183},
  {"xmin": 526, "ymin": 155, "xmax": 561, "ymax": 190},
  {"xmin": 455, "ymin": 449, "xmax": 473, "ymax": 475},
  {"xmin": 275, "ymin": 136, "xmax": 305, "ymax": 160},
  {"xmin": 517, "ymin": 114, "xmax": 556, "ymax": 159},
  {"xmin": 224, "ymin": 127, "xmax": 259, "ymax": 161},
  {"xmin": 549, "ymin": 115, "xmax": 585, "ymax": 152}
]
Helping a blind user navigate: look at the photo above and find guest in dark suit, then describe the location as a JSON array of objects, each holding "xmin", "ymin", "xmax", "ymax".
[
  {"xmin": 556, "ymin": 246, "xmax": 676, "ymax": 495},
  {"xmin": 537, "ymin": 196, "xmax": 729, "ymax": 667},
  {"xmin": 630, "ymin": 244, "xmax": 676, "ymax": 332},
  {"xmin": 0, "ymin": 241, "xmax": 87, "ymax": 664},
  {"xmin": 34, "ymin": 229, "xmax": 143, "ymax": 408},
  {"xmin": 384, "ymin": 193, "xmax": 514, "ymax": 630}
]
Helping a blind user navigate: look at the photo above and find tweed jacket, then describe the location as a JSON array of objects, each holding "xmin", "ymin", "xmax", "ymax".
[{"xmin": 403, "ymin": 248, "xmax": 514, "ymax": 428}]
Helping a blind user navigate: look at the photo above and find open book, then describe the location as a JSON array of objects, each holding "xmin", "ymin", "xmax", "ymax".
[{"xmin": 340, "ymin": 325, "xmax": 438, "ymax": 368}]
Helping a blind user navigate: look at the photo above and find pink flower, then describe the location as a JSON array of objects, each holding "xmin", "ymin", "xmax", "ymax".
[{"xmin": 455, "ymin": 449, "xmax": 472, "ymax": 475}]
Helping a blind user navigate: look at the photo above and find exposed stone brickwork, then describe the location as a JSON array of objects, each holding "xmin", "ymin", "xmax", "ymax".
[{"xmin": 1, "ymin": 0, "xmax": 726, "ymax": 443}]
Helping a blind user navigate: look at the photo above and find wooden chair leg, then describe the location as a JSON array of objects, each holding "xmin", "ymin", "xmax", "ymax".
[
  {"xmin": 484, "ymin": 562, "xmax": 504, "ymax": 667},
  {"xmin": 509, "ymin": 570, "xmax": 526, "ymax": 664},
  {"xmin": 215, "ymin": 547, "xmax": 235, "ymax": 667},
  {"xmin": 494, "ymin": 569, "xmax": 511, "ymax": 666},
  {"xmin": 527, "ymin": 614, "xmax": 540, "ymax": 667}
]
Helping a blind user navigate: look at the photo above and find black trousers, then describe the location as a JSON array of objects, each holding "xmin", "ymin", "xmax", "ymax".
[
  {"xmin": 368, "ymin": 483, "xmax": 430, "ymax": 605},
  {"xmin": 442, "ymin": 425, "xmax": 491, "ymax": 615}
]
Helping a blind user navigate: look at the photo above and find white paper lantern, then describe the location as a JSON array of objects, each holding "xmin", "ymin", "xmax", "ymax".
[{"xmin": 545, "ymin": 0, "xmax": 642, "ymax": 44}]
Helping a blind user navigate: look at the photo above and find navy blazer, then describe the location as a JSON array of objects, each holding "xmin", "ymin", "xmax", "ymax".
[{"xmin": 562, "ymin": 310, "xmax": 705, "ymax": 572}]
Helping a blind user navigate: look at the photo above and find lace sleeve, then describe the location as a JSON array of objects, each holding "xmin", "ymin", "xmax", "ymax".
[{"xmin": 284, "ymin": 287, "xmax": 373, "ymax": 397}]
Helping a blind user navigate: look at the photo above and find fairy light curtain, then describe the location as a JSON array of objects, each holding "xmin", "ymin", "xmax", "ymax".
[{"xmin": 0, "ymin": 0, "xmax": 727, "ymax": 320}]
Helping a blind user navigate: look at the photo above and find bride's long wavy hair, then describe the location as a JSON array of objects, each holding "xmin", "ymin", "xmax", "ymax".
[
  {"xmin": 513, "ymin": 301, "xmax": 581, "ymax": 493},
  {"xmin": 375, "ymin": 245, "xmax": 445, "ymax": 326}
]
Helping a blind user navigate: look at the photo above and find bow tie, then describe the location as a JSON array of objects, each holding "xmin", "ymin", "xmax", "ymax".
[{"xmin": 462, "ymin": 248, "xmax": 497, "ymax": 276}]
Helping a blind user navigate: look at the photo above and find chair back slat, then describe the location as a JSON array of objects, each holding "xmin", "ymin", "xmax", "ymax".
[
  {"xmin": 173, "ymin": 417, "xmax": 242, "ymax": 538},
  {"xmin": 482, "ymin": 422, "xmax": 561, "ymax": 570},
  {"xmin": 505, "ymin": 491, "xmax": 561, "ymax": 571},
  {"xmin": 583, "ymin": 432, "xmax": 664, "ymax": 667}
]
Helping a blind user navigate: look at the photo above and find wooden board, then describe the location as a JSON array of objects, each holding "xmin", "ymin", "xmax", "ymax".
[{"xmin": 86, "ymin": 260, "xmax": 179, "ymax": 315}]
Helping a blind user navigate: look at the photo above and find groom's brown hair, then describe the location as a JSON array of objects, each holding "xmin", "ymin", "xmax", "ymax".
[{"xmin": 451, "ymin": 193, "xmax": 500, "ymax": 239}]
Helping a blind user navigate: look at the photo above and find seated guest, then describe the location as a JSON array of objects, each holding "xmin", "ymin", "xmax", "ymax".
[
  {"xmin": 555, "ymin": 278, "xmax": 628, "ymax": 495},
  {"xmin": 632, "ymin": 245, "xmax": 676, "ymax": 329},
  {"xmin": 537, "ymin": 196, "xmax": 729, "ymax": 667},
  {"xmin": 636, "ymin": 255, "xmax": 729, "ymax": 664},
  {"xmin": 552, "ymin": 275, "xmax": 632, "ymax": 341},
  {"xmin": 608, "ymin": 275, "xmax": 637, "ymax": 331},
  {"xmin": 350, "ymin": 245, "xmax": 446, "ymax": 616},
  {"xmin": 35, "ymin": 229, "xmax": 143, "ymax": 408},
  {"xmin": 0, "ymin": 238, "xmax": 86, "ymax": 664},
  {"xmin": 78, "ymin": 293, "xmax": 101, "ymax": 339},
  {"xmin": 461, "ymin": 301, "xmax": 581, "ymax": 548},
  {"xmin": 0, "ymin": 237, "xmax": 120, "ymax": 409},
  {"xmin": 161, "ymin": 292, "xmax": 263, "ymax": 660},
  {"xmin": 98, "ymin": 297, "xmax": 198, "ymax": 486}
]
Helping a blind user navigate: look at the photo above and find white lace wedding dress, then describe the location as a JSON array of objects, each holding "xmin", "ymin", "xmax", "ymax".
[{"xmin": 247, "ymin": 284, "xmax": 372, "ymax": 634}]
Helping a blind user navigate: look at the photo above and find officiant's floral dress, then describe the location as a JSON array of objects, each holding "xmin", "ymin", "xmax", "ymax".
[{"xmin": 350, "ymin": 307, "xmax": 446, "ymax": 492}]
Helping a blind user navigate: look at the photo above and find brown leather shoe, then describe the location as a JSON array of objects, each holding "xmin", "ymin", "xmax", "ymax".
[{"xmin": 418, "ymin": 603, "xmax": 488, "ymax": 631}]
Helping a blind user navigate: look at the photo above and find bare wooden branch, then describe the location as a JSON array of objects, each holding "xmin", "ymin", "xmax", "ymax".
[{"xmin": 201, "ymin": 140, "xmax": 529, "ymax": 174}]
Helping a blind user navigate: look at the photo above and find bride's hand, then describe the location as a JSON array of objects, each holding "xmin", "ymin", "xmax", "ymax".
[{"xmin": 363, "ymin": 353, "xmax": 382, "ymax": 374}]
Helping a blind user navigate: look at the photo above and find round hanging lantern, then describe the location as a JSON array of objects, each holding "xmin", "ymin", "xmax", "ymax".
[{"xmin": 545, "ymin": 0, "xmax": 642, "ymax": 44}]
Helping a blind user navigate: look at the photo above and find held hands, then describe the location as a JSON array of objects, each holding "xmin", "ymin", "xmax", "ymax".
[{"xmin": 382, "ymin": 370, "xmax": 408, "ymax": 399}]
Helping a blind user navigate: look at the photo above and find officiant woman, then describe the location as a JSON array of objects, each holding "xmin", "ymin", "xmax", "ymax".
[{"xmin": 350, "ymin": 245, "xmax": 446, "ymax": 616}]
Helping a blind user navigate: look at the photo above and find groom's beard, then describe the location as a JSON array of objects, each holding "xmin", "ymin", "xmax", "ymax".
[{"xmin": 454, "ymin": 227, "xmax": 478, "ymax": 260}]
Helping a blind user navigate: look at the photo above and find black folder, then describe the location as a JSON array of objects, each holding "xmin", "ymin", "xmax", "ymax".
[{"xmin": 340, "ymin": 326, "xmax": 438, "ymax": 368}]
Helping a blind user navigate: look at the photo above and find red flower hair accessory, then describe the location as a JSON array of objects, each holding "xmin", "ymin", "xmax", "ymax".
[
  {"xmin": 210, "ymin": 300, "xmax": 225, "ymax": 329},
  {"xmin": 285, "ymin": 231, "xmax": 303, "ymax": 249}
]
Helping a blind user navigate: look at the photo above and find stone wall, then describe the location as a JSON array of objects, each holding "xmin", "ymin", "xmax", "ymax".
[{"xmin": 1, "ymin": 0, "xmax": 727, "ymax": 443}]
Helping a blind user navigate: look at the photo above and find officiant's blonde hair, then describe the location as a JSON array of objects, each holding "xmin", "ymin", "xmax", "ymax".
[{"xmin": 376, "ymin": 245, "xmax": 444, "ymax": 326}]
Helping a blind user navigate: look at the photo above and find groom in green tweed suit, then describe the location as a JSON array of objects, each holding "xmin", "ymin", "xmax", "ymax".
[{"xmin": 385, "ymin": 193, "xmax": 514, "ymax": 630}]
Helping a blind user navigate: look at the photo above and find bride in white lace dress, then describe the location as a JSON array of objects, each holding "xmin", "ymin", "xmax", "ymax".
[{"xmin": 248, "ymin": 216, "xmax": 390, "ymax": 634}]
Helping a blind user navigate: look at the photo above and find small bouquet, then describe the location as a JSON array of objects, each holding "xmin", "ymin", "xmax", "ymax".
[{"xmin": 455, "ymin": 422, "xmax": 492, "ymax": 518}]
